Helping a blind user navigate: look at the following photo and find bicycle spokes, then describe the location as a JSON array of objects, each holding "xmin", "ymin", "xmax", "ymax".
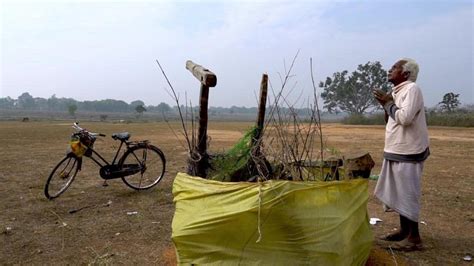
[
  {"xmin": 45, "ymin": 156, "xmax": 79, "ymax": 200},
  {"xmin": 59, "ymin": 171, "xmax": 69, "ymax": 179},
  {"xmin": 140, "ymin": 148, "xmax": 148, "ymax": 174},
  {"xmin": 121, "ymin": 145, "xmax": 165, "ymax": 190},
  {"xmin": 59, "ymin": 159, "xmax": 76, "ymax": 178}
]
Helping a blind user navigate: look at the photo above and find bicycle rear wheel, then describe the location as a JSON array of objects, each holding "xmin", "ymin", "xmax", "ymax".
[
  {"xmin": 120, "ymin": 144, "xmax": 166, "ymax": 190},
  {"xmin": 44, "ymin": 156, "xmax": 79, "ymax": 199}
]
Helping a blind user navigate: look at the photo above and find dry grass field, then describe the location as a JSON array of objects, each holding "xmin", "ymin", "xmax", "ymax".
[{"xmin": 1, "ymin": 121, "xmax": 473, "ymax": 265}]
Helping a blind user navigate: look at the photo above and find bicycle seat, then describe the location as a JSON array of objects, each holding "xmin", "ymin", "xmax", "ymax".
[{"xmin": 111, "ymin": 132, "xmax": 130, "ymax": 141}]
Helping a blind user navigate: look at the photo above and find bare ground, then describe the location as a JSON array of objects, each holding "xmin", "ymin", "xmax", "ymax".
[{"xmin": 0, "ymin": 121, "xmax": 473, "ymax": 265}]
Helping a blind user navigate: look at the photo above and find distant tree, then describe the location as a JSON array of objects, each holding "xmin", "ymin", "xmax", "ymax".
[
  {"xmin": 34, "ymin": 97, "xmax": 48, "ymax": 110},
  {"xmin": 100, "ymin": 114, "xmax": 108, "ymax": 121},
  {"xmin": 156, "ymin": 102, "xmax": 171, "ymax": 115},
  {"xmin": 47, "ymin": 94, "xmax": 59, "ymax": 111},
  {"xmin": 68, "ymin": 104, "xmax": 77, "ymax": 117},
  {"xmin": 83, "ymin": 100, "xmax": 127, "ymax": 112},
  {"xmin": 135, "ymin": 104, "xmax": 147, "ymax": 117},
  {"xmin": 439, "ymin": 92, "xmax": 460, "ymax": 112},
  {"xmin": 319, "ymin": 61, "xmax": 391, "ymax": 115},
  {"xmin": 18, "ymin": 92, "xmax": 35, "ymax": 109},
  {"xmin": 94, "ymin": 99, "xmax": 128, "ymax": 112},
  {"xmin": 130, "ymin": 100, "xmax": 145, "ymax": 111},
  {"xmin": 229, "ymin": 106, "xmax": 249, "ymax": 114},
  {"xmin": 0, "ymin": 97, "xmax": 15, "ymax": 109}
]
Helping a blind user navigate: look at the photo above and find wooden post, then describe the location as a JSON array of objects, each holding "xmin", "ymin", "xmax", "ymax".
[
  {"xmin": 245, "ymin": 73, "xmax": 269, "ymax": 180},
  {"xmin": 185, "ymin": 60, "xmax": 217, "ymax": 178},
  {"xmin": 252, "ymin": 73, "xmax": 268, "ymax": 152},
  {"xmin": 197, "ymin": 83, "xmax": 209, "ymax": 163},
  {"xmin": 255, "ymin": 74, "xmax": 268, "ymax": 141}
]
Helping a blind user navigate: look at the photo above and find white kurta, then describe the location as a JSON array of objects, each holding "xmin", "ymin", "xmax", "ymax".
[
  {"xmin": 375, "ymin": 81, "xmax": 429, "ymax": 222},
  {"xmin": 384, "ymin": 81, "xmax": 429, "ymax": 155}
]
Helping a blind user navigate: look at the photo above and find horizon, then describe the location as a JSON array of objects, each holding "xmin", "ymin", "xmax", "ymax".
[{"xmin": 3, "ymin": 91, "xmax": 473, "ymax": 110}]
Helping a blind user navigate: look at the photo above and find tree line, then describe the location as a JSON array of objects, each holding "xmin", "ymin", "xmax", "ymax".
[
  {"xmin": 1, "ymin": 61, "xmax": 468, "ymax": 117},
  {"xmin": 0, "ymin": 92, "xmax": 287, "ymax": 116},
  {"xmin": 0, "ymin": 93, "xmax": 159, "ymax": 113}
]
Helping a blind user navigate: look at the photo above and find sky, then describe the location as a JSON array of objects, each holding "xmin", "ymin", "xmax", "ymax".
[{"xmin": 1, "ymin": 0, "xmax": 473, "ymax": 108}]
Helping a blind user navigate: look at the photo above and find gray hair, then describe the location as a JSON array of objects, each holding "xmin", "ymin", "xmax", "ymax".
[{"xmin": 401, "ymin": 58, "xmax": 419, "ymax": 82}]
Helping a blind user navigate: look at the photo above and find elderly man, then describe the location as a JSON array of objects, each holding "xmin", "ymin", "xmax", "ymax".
[{"xmin": 372, "ymin": 58, "xmax": 430, "ymax": 251}]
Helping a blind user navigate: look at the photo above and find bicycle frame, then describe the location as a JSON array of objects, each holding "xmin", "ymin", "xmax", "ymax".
[
  {"xmin": 85, "ymin": 140, "xmax": 126, "ymax": 169},
  {"xmin": 80, "ymin": 138, "xmax": 151, "ymax": 178},
  {"xmin": 70, "ymin": 123, "xmax": 155, "ymax": 180}
]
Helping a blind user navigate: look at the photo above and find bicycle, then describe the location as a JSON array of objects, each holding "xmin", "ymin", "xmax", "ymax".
[{"xmin": 44, "ymin": 122, "xmax": 166, "ymax": 200}]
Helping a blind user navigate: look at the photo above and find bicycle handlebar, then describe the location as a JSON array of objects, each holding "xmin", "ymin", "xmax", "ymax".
[
  {"xmin": 72, "ymin": 122, "xmax": 106, "ymax": 137},
  {"xmin": 72, "ymin": 122, "xmax": 83, "ymax": 131}
]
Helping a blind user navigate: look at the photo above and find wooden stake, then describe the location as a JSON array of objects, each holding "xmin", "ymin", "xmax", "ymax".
[
  {"xmin": 254, "ymin": 74, "xmax": 268, "ymax": 143},
  {"xmin": 195, "ymin": 83, "xmax": 210, "ymax": 177},
  {"xmin": 185, "ymin": 60, "xmax": 217, "ymax": 178},
  {"xmin": 248, "ymin": 73, "xmax": 270, "ymax": 180},
  {"xmin": 256, "ymin": 75, "xmax": 268, "ymax": 130}
]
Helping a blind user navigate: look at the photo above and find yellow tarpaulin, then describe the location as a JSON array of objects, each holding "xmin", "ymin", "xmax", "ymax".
[{"xmin": 172, "ymin": 173, "xmax": 373, "ymax": 265}]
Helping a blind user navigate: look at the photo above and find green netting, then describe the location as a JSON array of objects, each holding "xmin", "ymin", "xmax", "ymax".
[{"xmin": 209, "ymin": 127, "xmax": 258, "ymax": 181}]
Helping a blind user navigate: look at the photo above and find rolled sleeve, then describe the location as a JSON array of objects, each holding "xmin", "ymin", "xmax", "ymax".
[{"xmin": 383, "ymin": 101, "xmax": 398, "ymax": 120}]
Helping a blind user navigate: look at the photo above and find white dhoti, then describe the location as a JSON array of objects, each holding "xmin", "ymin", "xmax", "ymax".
[{"xmin": 374, "ymin": 159, "xmax": 423, "ymax": 222}]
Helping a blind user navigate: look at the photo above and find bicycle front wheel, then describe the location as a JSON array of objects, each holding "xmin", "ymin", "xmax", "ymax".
[
  {"xmin": 120, "ymin": 144, "xmax": 166, "ymax": 190},
  {"xmin": 44, "ymin": 156, "xmax": 79, "ymax": 199}
]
